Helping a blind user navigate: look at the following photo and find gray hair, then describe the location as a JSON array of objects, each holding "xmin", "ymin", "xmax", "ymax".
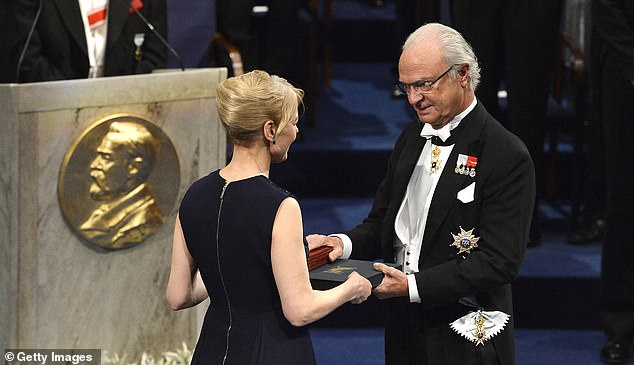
[{"xmin": 403, "ymin": 23, "xmax": 481, "ymax": 91}]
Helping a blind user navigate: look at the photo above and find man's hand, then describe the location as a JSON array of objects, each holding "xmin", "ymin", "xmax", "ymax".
[
  {"xmin": 372, "ymin": 262, "xmax": 408, "ymax": 299},
  {"xmin": 306, "ymin": 234, "xmax": 343, "ymax": 262}
]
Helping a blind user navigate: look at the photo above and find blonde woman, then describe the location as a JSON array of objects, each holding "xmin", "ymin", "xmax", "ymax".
[{"xmin": 166, "ymin": 70, "xmax": 371, "ymax": 365}]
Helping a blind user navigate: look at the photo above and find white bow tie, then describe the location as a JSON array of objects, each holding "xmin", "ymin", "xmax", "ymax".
[{"xmin": 420, "ymin": 123, "xmax": 451, "ymax": 142}]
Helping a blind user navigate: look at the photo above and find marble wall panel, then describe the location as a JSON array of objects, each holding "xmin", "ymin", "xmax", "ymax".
[{"xmin": 0, "ymin": 68, "xmax": 227, "ymax": 358}]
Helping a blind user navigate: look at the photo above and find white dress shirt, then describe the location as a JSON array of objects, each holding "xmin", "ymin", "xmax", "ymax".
[{"xmin": 78, "ymin": 0, "xmax": 109, "ymax": 77}]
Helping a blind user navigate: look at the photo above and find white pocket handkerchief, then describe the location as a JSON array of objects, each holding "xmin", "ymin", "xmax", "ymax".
[{"xmin": 457, "ymin": 182, "xmax": 475, "ymax": 203}]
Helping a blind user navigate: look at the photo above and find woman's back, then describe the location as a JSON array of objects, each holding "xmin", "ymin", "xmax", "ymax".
[{"xmin": 178, "ymin": 170, "xmax": 315, "ymax": 364}]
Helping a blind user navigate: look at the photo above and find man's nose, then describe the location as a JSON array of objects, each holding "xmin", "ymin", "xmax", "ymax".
[
  {"xmin": 90, "ymin": 156, "xmax": 102, "ymax": 169},
  {"xmin": 407, "ymin": 91, "xmax": 424, "ymax": 105}
]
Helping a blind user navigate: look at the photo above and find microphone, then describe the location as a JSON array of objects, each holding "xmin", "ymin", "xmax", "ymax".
[
  {"xmin": 122, "ymin": 0, "xmax": 185, "ymax": 71},
  {"xmin": 15, "ymin": 0, "xmax": 43, "ymax": 83}
]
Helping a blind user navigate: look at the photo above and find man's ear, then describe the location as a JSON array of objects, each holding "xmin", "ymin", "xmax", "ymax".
[
  {"xmin": 128, "ymin": 156, "xmax": 144, "ymax": 176},
  {"xmin": 458, "ymin": 64, "xmax": 469, "ymax": 85},
  {"xmin": 263, "ymin": 120, "xmax": 276, "ymax": 143}
]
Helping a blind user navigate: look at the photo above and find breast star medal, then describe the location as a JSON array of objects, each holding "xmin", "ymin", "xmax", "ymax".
[
  {"xmin": 451, "ymin": 226, "xmax": 480, "ymax": 255},
  {"xmin": 430, "ymin": 145, "xmax": 441, "ymax": 173}
]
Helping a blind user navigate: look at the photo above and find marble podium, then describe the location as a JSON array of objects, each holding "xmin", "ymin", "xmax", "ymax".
[{"xmin": 0, "ymin": 68, "xmax": 227, "ymax": 358}]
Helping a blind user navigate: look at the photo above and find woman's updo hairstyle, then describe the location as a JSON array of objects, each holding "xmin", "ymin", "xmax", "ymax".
[{"xmin": 216, "ymin": 70, "xmax": 304, "ymax": 146}]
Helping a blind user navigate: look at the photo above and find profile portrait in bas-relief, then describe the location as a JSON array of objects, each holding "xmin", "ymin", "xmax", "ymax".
[{"xmin": 58, "ymin": 115, "xmax": 180, "ymax": 250}]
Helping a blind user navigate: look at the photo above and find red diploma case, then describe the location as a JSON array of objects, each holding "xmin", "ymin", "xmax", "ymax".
[{"xmin": 307, "ymin": 246, "xmax": 334, "ymax": 271}]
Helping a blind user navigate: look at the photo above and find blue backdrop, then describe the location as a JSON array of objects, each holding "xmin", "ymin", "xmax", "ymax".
[{"xmin": 166, "ymin": 0, "xmax": 215, "ymax": 69}]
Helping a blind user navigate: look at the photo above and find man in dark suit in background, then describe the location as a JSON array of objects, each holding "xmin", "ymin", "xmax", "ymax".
[
  {"xmin": 452, "ymin": 0, "xmax": 563, "ymax": 246},
  {"xmin": 308, "ymin": 23, "xmax": 535, "ymax": 364},
  {"xmin": 0, "ymin": 1, "xmax": 19, "ymax": 83},
  {"xmin": 591, "ymin": 0, "xmax": 634, "ymax": 363},
  {"xmin": 215, "ymin": 0, "xmax": 303, "ymax": 86},
  {"xmin": 14, "ymin": 0, "xmax": 167, "ymax": 83}
]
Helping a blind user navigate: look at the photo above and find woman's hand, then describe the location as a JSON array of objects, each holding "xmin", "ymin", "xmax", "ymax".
[{"xmin": 345, "ymin": 271, "xmax": 372, "ymax": 304}]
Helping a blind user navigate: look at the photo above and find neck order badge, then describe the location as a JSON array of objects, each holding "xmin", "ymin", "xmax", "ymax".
[{"xmin": 430, "ymin": 145, "xmax": 442, "ymax": 173}]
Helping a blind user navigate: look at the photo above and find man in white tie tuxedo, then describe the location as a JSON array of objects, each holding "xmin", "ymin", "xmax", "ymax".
[
  {"xmin": 14, "ymin": 0, "xmax": 167, "ymax": 82},
  {"xmin": 308, "ymin": 23, "xmax": 535, "ymax": 365}
]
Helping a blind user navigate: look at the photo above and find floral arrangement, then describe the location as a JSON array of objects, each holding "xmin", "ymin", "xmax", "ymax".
[{"xmin": 103, "ymin": 343, "xmax": 192, "ymax": 365}]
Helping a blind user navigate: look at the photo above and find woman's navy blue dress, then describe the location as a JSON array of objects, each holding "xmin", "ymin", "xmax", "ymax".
[{"xmin": 178, "ymin": 170, "xmax": 316, "ymax": 364}]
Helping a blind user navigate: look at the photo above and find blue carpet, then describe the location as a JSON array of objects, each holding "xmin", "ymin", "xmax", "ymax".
[
  {"xmin": 310, "ymin": 328, "xmax": 385, "ymax": 364},
  {"xmin": 309, "ymin": 328, "xmax": 618, "ymax": 365},
  {"xmin": 297, "ymin": 62, "xmax": 411, "ymax": 152}
]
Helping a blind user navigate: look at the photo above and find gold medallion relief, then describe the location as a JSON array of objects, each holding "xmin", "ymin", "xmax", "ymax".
[{"xmin": 58, "ymin": 114, "xmax": 180, "ymax": 249}]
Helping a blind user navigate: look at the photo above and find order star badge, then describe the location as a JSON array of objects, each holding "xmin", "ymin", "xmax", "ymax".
[{"xmin": 451, "ymin": 226, "xmax": 480, "ymax": 255}]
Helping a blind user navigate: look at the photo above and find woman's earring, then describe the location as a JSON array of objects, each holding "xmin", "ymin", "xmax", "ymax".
[{"xmin": 272, "ymin": 139, "xmax": 276, "ymax": 145}]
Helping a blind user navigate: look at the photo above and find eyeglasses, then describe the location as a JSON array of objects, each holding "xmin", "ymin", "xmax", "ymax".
[{"xmin": 396, "ymin": 64, "xmax": 460, "ymax": 95}]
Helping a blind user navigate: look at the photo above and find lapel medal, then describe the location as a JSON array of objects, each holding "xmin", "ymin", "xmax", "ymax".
[
  {"xmin": 134, "ymin": 33, "xmax": 145, "ymax": 61},
  {"xmin": 451, "ymin": 226, "xmax": 480, "ymax": 255},
  {"xmin": 455, "ymin": 154, "xmax": 478, "ymax": 177}
]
